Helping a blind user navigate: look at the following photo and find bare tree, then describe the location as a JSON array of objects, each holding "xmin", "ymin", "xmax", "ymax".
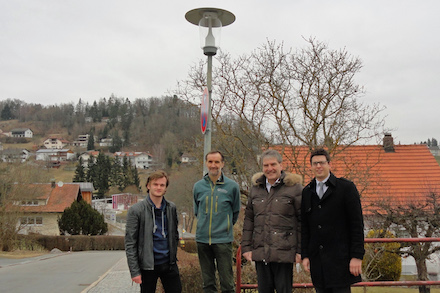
[
  {"xmin": 166, "ymin": 166, "xmax": 200, "ymax": 234},
  {"xmin": 368, "ymin": 189, "xmax": 440, "ymax": 293},
  {"xmin": 0, "ymin": 163, "xmax": 50, "ymax": 251},
  {"xmin": 176, "ymin": 37, "xmax": 386, "ymax": 184}
]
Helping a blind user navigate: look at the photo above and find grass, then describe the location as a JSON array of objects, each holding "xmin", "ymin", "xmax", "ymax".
[
  {"xmin": 353, "ymin": 287, "xmax": 440, "ymax": 292},
  {"xmin": 0, "ymin": 250, "xmax": 48, "ymax": 259}
]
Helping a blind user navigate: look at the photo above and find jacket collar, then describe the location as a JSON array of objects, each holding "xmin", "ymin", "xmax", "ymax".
[
  {"xmin": 256, "ymin": 170, "xmax": 286, "ymax": 187},
  {"xmin": 204, "ymin": 172, "xmax": 225, "ymax": 184},
  {"xmin": 147, "ymin": 194, "xmax": 166, "ymax": 211},
  {"xmin": 312, "ymin": 172, "xmax": 336, "ymax": 187}
]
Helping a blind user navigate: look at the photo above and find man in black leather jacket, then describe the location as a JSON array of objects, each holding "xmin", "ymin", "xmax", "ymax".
[{"xmin": 125, "ymin": 170, "xmax": 181, "ymax": 293}]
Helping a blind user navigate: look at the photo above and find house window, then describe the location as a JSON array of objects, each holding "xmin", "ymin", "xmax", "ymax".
[
  {"xmin": 19, "ymin": 200, "xmax": 38, "ymax": 206},
  {"xmin": 20, "ymin": 216, "xmax": 43, "ymax": 226}
]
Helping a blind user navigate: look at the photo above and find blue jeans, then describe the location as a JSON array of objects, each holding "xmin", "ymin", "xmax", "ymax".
[{"xmin": 197, "ymin": 242, "xmax": 235, "ymax": 293}]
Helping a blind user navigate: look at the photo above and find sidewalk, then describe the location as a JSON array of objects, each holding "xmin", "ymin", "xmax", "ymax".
[{"xmin": 83, "ymin": 256, "xmax": 140, "ymax": 293}]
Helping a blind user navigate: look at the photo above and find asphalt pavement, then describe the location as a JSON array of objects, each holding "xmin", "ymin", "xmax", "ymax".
[{"xmin": 0, "ymin": 250, "xmax": 139, "ymax": 293}]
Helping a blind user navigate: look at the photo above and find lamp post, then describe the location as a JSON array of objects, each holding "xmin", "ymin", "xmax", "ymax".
[{"xmin": 185, "ymin": 7, "xmax": 235, "ymax": 174}]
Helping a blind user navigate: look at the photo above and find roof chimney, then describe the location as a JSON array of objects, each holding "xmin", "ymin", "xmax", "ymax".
[
  {"xmin": 51, "ymin": 178, "xmax": 56, "ymax": 188},
  {"xmin": 383, "ymin": 133, "xmax": 395, "ymax": 152}
]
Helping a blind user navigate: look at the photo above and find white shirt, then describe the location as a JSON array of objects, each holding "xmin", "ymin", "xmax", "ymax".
[
  {"xmin": 266, "ymin": 178, "xmax": 280, "ymax": 192},
  {"xmin": 316, "ymin": 174, "xmax": 330, "ymax": 196}
]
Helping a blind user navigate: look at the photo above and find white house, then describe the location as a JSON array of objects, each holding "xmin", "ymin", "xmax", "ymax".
[
  {"xmin": 114, "ymin": 151, "xmax": 154, "ymax": 169},
  {"xmin": 99, "ymin": 138, "xmax": 113, "ymax": 147},
  {"xmin": 43, "ymin": 137, "xmax": 69, "ymax": 149},
  {"xmin": 36, "ymin": 149, "xmax": 75, "ymax": 161},
  {"xmin": 11, "ymin": 128, "xmax": 33, "ymax": 138},
  {"xmin": 78, "ymin": 150, "xmax": 100, "ymax": 166},
  {"xmin": 0, "ymin": 149, "xmax": 30, "ymax": 163},
  {"xmin": 72, "ymin": 134, "xmax": 95, "ymax": 147},
  {"xmin": 181, "ymin": 153, "xmax": 198, "ymax": 164}
]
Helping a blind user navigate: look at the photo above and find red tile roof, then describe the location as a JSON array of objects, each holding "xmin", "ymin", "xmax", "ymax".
[
  {"xmin": 276, "ymin": 144, "xmax": 440, "ymax": 213},
  {"xmin": 10, "ymin": 183, "xmax": 80, "ymax": 213}
]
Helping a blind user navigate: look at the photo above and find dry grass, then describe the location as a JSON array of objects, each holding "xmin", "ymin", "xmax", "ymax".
[
  {"xmin": 353, "ymin": 287, "xmax": 440, "ymax": 292},
  {"xmin": 0, "ymin": 250, "xmax": 48, "ymax": 259}
]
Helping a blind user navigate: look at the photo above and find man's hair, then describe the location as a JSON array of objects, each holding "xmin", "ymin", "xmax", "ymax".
[
  {"xmin": 260, "ymin": 149, "xmax": 282, "ymax": 165},
  {"xmin": 146, "ymin": 170, "xmax": 169, "ymax": 191},
  {"xmin": 205, "ymin": 150, "xmax": 225, "ymax": 162},
  {"xmin": 310, "ymin": 148, "xmax": 331, "ymax": 164}
]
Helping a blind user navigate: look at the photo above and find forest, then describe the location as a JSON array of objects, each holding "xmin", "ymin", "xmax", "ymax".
[{"xmin": 0, "ymin": 95, "xmax": 201, "ymax": 168}]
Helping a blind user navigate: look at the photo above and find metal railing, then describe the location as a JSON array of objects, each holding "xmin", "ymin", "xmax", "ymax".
[{"xmin": 235, "ymin": 238, "xmax": 440, "ymax": 292}]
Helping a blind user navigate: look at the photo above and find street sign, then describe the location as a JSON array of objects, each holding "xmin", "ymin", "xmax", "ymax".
[{"xmin": 201, "ymin": 88, "xmax": 209, "ymax": 134}]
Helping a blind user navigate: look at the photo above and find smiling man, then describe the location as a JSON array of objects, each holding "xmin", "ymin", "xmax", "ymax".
[
  {"xmin": 125, "ymin": 170, "xmax": 182, "ymax": 293},
  {"xmin": 241, "ymin": 149, "xmax": 303, "ymax": 293},
  {"xmin": 193, "ymin": 150, "xmax": 241, "ymax": 293},
  {"xmin": 301, "ymin": 148, "xmax": 365, "ymax": 293}
]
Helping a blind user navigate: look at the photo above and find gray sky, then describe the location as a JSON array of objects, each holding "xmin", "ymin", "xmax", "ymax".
[{"xmin": 1, "ymin": 0, "xmax": 439, "ymax": 144}]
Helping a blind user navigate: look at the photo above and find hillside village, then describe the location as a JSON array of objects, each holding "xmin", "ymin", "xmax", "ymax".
[{"xmin": 3, "ymin": 98, "xmax": 440, "ymax": 284}]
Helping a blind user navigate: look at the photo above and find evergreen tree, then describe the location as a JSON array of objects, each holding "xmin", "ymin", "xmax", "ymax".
[
  {"xmin": 122, "ymin": 156, "xmax": 131, "ymax": 191},
  {"xmin": 0, "ymin": 104, "xmax": 14, "ymax": 120},
  {"xmin": 73, "ymin": 158, "xmax": 86, "ymax": 182},
  {"xmin": 133, "ymin": 166, "xmax": 140, "ymax": 191},
  {"xmin": 87, "ymin": 131, "xmax": 95, "ymax": 151},
  {"xmin": 110, "ymin": 156, "xmax": 124, "ymax": 191},
  {"xmin": 94, "ymin": 152, "xmax": 111, "ymax": 198},
  {"xmin": 58, "ymin": 200, "xmax": 108, "ymax": 235},
  {"xmin": 109, "ymin": 132, "xmax": 123, "ymax": 153}
]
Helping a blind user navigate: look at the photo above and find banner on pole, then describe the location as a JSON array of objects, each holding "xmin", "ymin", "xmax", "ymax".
[{"xmin": 201, "ymin": 88, "xmax": 208, "ymax": 134}]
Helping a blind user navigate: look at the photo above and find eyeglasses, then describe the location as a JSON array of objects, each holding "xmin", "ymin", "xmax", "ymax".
[{"xmin": 312, "ymin": 161, "xmax": 328, "ymax": 166}]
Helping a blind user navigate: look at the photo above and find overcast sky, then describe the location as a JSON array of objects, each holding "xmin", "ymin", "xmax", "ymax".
[{"xmin": 1, "ymin": 0, "xmax": 439, "ymax": 144}]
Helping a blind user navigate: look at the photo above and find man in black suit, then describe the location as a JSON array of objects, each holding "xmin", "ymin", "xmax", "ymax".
[{"xmin": 301, "ymin": 148, "xmax": 364, "ymax": 293}]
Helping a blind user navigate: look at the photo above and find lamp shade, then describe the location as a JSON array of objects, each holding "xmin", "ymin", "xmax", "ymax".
[{"xmin": 185, "ymin": 7, "xmax": 235, "ymax": 56}]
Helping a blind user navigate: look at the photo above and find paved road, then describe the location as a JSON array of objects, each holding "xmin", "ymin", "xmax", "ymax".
[{"xmin": 0, "ymin": 250, "xmax": 133, "ymax": 293}]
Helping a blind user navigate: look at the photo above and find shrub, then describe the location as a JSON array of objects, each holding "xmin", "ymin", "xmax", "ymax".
[
  {"xmin": 180, "ymin": 238, "xmax": 197, "ymax": 253},
  {"xmin": 362, "ymin": 229, "xmax": 402, "ymax": 281},
  {"xmin": 58, "ymin": 200, "xmax": 108, "ymax": 235},
  {"xmin": 177, "ymin": 248, "xmax": 204, "ymax": 293}
]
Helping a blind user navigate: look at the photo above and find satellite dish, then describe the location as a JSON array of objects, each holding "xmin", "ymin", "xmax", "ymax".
[{"xmin": 57, "ymin": 181, "xmax": 64, "ymax": 187}]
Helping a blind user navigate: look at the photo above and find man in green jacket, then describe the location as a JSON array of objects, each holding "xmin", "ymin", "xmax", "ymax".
[{"xmin": 193, "ymin": 150, "xmax": 241, "ymax": 293}]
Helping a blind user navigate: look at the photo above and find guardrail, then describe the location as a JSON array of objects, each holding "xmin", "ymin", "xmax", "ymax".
[{"xmin": 235, "ymin": 238, "xmax": 440, "ymax": 292}]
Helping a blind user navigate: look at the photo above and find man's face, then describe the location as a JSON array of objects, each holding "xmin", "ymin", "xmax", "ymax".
[
  {"xmin": 262, "ymin": 156, "xmax": 283, "ymax": 184},
  {"xmin": 147, "ymin": 177, "xmax": 167, "ymax": 198},
  {"xmin": 206, "ymin": 153, "xmax": 224, "ymax": 178},
  {"xmin": 311, "ymin": 155, "xmax": 331, "ymax": 181}
]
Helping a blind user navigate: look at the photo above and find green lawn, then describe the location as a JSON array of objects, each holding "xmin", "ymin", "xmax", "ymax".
[{"xmin": 353, "ymin": 287, "xmax": 440, "ymax": 293}]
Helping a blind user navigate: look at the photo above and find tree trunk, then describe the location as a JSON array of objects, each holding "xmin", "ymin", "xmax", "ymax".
[{"xmin": 415, "ymin": 258, "xmax": 430, "ymax": 293}]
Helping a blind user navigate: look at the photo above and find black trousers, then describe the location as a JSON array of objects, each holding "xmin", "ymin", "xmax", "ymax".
[
  {"xmin": 255, "ymin": 261, "xmax": 293, "ymax": 293},
  {"xmin": 315, "ymin": 286, "xmax": 351, "ymax": 293},
  {"xmin": 140, "ymin": 263, "xmax": 182, "ymax": 293}
]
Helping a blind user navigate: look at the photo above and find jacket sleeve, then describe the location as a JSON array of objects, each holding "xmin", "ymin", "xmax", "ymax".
[
  {"xmin": 345, "ymin": 181, "xmax": 365, "ymax": 260},
  {"xmin": 241, "ymin": 189, "xmax": 254, "ymax": 253},
  {"xmin": 193, "ymin": 183, "xmax": 199, "ymax": 217},
  {"xmin": 173, "ymin": 206, "xmax": 179, "ymax": 246},
  {"xmin": 125, "ymin": 206, "xmax": 141, "ymax": 278},
  {"xmin": 293, "ymin": 184, "xmax": 303, "ymax": 253},
  {"xmin": 232, "ymin": 182, "xmax": 241, "ymax": 225},
  {"xmin": 301, "ymin": 188, "xmax": 310, "ymax": 259}
]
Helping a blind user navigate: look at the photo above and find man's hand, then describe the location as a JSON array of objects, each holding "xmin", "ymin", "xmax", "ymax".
[
  {"xmin": 350, "ymin": 258, "xmax": 363, "ymax": 276},
  {"xmin": 243, "ymin": 251, "xmax": 252, "ymax": 262},
  {"xmin": 132, "ymin": 275, "xmax": 142, "ymax": 284},
  {"xmin": 295, "ymin": 253, "xmax": 301, "ymax": 264},
  {"xmin": 302, "ymin": 257, "xmax": 310, "ymax": 272}
]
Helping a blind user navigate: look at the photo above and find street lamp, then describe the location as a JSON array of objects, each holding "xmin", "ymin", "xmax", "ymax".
[{"xmin": 185, "ymin": 7, "xmax": 235, "ymax": 174}]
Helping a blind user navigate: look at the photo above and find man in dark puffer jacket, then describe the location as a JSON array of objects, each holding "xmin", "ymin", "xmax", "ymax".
[{"xmin": 241, "ymin": 149, "xmax": 303, "ymax": 293}]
